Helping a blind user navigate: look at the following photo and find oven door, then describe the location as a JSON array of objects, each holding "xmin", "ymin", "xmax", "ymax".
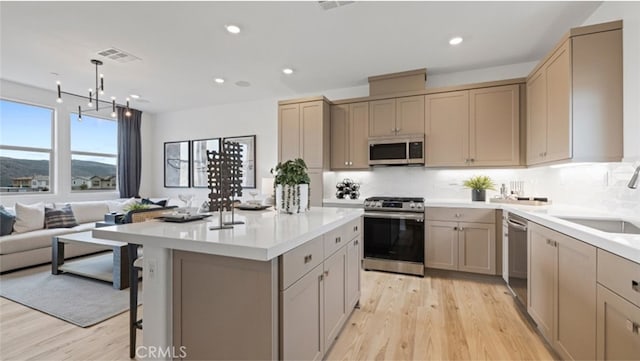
[{"xmin": 363, "ymin": 212, "xmax": 425, "ymax": 263}]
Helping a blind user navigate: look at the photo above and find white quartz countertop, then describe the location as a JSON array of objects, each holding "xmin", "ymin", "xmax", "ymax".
[
  {"xmin": 425, "ymin": 198, "xmax": 640, "ymax": 264},
  {"xmin": 93, "ymin": 207, "xmax": 363, "ymax": 261}
]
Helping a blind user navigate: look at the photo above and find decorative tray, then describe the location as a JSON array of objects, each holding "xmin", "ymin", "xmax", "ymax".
[
  {"xmin": 237, "ymin": 204, "xmax": 271, "ymax": 211},
  {"xmin": 157, "ymin": 214, "xmax": 212, "ymax": 223}
]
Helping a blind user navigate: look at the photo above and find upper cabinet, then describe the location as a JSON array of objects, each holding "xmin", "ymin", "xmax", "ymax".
[
  {"xmin": 278, "ymin": 97, "xmax": 330, "ymax": 206},
  {"xmin": 369, "ymin": 95, "xmax": 424, "ymax": 137},
  {"xmin": 426, "ymin": 84, "xmax": 521, "ymax": 167},
  {"xmin": 330, "ymin": 102, "xmax": 369, "ymax": 170},
  {"xmin": 278, "ymin": 98, "xmax": 330, "ymax": 169},
  {"xmin": 526, "ymin": 20, "xmax": 623, "ymax": 166}
]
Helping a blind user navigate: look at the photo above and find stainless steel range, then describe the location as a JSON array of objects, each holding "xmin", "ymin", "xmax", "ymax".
[{"xmin": 363, "ymin": 196, "xmax": 425, "ymax": 277}]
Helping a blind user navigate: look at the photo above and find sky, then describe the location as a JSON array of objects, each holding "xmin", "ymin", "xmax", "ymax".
[{"xmin": 0, "ymin": 99, "xmax": 117, "ymax": 163}]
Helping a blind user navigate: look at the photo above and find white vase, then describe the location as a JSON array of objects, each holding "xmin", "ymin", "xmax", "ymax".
[{"xmin": 275, "ymin": 184, "xmax": 309, "ymax": 213}]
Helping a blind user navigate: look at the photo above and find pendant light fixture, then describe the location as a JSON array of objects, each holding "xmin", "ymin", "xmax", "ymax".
[{"xmin": 55, "ymin": 59, "xmax": 132, "ymax": 120}]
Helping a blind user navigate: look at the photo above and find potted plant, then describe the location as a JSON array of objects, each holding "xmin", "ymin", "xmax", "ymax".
[
  {"xmin": 271, "ymin": 158, "xmax": 311, "ymax": 213},
  {"xmin": 463, "ymin": 175, "xmax": 496, "ymax": 202}
]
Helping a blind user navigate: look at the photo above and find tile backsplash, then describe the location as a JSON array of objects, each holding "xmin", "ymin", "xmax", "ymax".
[{"xmin": 324, "ymin": 162, "xmax": 640, "ymax": 217}]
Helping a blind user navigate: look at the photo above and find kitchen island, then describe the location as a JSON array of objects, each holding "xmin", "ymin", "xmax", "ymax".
[{"xmin": 93, "ymin": 207, "xmax": 363, "ymax": 360}]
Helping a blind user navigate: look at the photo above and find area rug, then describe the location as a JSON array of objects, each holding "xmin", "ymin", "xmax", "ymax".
[{"xmin": 0, "ymin": 262, "xmax": 141, "ymax": 328}]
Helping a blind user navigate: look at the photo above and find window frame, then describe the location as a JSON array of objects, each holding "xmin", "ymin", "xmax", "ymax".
[
  {"xmin": 0, "ymin": 98, "xmax": 55, "ymax": 194},
  {"xmin": 69, "ymin": 112, "xmax": 118, "ymax": 193}
]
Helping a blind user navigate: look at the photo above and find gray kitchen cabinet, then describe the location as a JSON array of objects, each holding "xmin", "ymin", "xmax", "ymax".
[
  {"xmin": 346, "ymin": 236, "xmax": 361, "ymax": 311},
  {"xmin": 281, "ymin": 265, "xmax": 324, "ymax": 361},
  {"xmin": 596, "ymin": 249, "xmax": 640, "ymax": 360},
  {"xmin": 527, "ymin": 222, "xmax": 597, "ymax": 360},
  {"xmin": 526, "ymin": 20, "xmax": 622, "ymax": 165},
  {"xmin": 426, "ymin": 208, "xmax": 496, "ymax": 275},
  {"xmin": 323, "ymin": 246, "xmax": 347, "ymax": 352},
  {"xmin": 278, "ymin": 97, "xmax": 330, "ymax": 206},
  {"xmin": 280, "ymin": 219, "xmax": 361, "ymax": 360}
]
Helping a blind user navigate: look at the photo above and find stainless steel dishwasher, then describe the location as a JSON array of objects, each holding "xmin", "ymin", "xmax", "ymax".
[{"xmin": 507, "ymin": 213, "xmax": 528, "ymax": 308}]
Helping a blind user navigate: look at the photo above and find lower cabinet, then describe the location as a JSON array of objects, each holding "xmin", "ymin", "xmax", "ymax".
[
  {"xmin": 527, "ymin": 222, "xmax": 596, "ymax": 361},
  {"xmin": 281, "ymin": 265, "xmax": 325, "ymax": 361},
  {"xmin": 425, "ymin": 208, "xmax": 496, "ymax": 275},
  {"xmin": 596, "ymin": 284, "xmax": 640, "ymax": 360},
  {"xmin": 281, "ymin": 219, "xmax": 361, "ymax": 360}
]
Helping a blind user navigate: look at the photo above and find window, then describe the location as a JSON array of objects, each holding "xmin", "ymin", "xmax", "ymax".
[
  {"xmin": 0, "ymin": 99, "xmax": 54, "ymax": 193},
  {"xmin": 70, "ymin": 113, "xmax": 117, "ymax": 191}
]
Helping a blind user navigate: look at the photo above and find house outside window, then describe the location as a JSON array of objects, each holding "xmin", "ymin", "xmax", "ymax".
[
  {"xmin": 0, "ymin": 99, "xmax": 54, "ymax": 193},
  {"xmin": 70, "ymin": 113, "xmax": 117, "ymax": 191}
]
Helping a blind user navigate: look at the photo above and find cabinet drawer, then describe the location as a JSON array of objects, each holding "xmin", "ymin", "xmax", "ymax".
[
  {"xmin": 345, "ymin": 217, "xmax": 362, "ymax": 240},
  {"xmin": 281, "ymin": 236, "xmax": 324, "ymax": 290},
  {"xmin": 324, "ymin": 224, "xmax": 349, "ymax": 257},
  {"xmin": 597, "ymin": 249, "xmax": 640, "ymax": 307},
  {"xmin": 427, "ymin": 207, "xmax": 495, "ymax": 223}
]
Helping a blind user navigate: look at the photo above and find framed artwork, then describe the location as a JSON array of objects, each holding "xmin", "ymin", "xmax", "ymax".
[
  {"xmin": 223, "ymin": 135, "xmax": 256, "ymax": 188},
  {"xmin": 164, "ymin": 141, "xmax": 190, "ymax": 188},
  {"xmin": 191, "ymin": 138, "xmax": 220, "ymax": 188}
]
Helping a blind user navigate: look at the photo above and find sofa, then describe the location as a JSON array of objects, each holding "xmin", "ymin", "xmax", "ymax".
[{"xmin": 0, "ymin": 198, "xmax": 168, "ymax": 273}]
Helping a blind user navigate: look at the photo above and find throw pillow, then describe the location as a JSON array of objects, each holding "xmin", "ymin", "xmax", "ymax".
[
  {"xmin": 141, "ymin": 198, "xmax": 167, "ymax": 207},
  {"xmin": 45, "ymin": 204, "xmax": 79, "ymax": 229},
  {"xmin": 0, "ymin": 205, "xmax": 16, "ymax": 236},
  {"xmin": 13, "ymin": 202, "xmax": 45, "ymax": 233},
  {"xmin": 106, "ymin": 198, "xmax": 139, "ymax": 214}
]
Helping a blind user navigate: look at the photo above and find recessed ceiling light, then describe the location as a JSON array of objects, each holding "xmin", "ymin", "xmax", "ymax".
[
  {"xmin": 235, "ymin": 80, "xmax": 251, "ymax": 87},
  {"xmin": 449, "ymin": 36, "xmax": 463, "ymax": 46},
  {"xmin": 214, "ymin": 78, "xmax": 225, "ymax": 84},
  {"xmin": 225, "ymin": 24, "xmax": 241, "ymax": 34},
  {"xmin": 130, "ymin": 94, "xmax": 140, "ymax": 99},
  {"xmin": 282, "ymin": 68, "xmax": 294, "ymax": 75}
]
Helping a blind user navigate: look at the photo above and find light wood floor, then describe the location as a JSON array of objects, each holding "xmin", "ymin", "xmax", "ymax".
[{"xmin": 0, "ymin": 270, "xmax": 555, "ymax": 360}]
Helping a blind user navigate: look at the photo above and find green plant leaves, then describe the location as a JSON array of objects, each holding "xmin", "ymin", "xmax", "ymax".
[
  {"xmin": 462, "ymin": 175, "xmax": 496, "ymax": 190},
  {"xmin": 271, "ymin": 158, "xmax": 311, "ymax": 186}
]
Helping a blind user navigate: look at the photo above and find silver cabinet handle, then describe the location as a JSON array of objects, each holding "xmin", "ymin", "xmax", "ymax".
[
  {"xmin": 453, "ymin": 226, "xmax": 458, "ymax": 231},
  {"xmin": 344, "ymin": 161, "xmax": 348, "ymax": 166},
  {"xmin": 349, "ymin": 161, "xmax": 353, "ymax": 165},
  {"xmin": 324, "ymin": 270, "xmax": 329, "ymax": 277},
  {"xmin": 455, "ymin": 213, "xmax": 462, "ymax": 218},
  {"xmin": 459, "ymin": 227, "xmax": 464, "ymax": 231},
  {"xmin": 391, "ymin": 128, "xmax": 396, "ymax": 133},
  {"xmin": 632, "ymin": 280, "xmax": 639, "ymax": 293},
  {"xmin": 304, "ymin": 254, "xmax": 312, "ymax": 264},
  {"xmin": 469, "ymin": 158, "xmax": 475, "ymax": 162},
  {"xmin": 625, "ymin": 319, "xmax": 639, "ymax": 334},
  {"xmin": 396, "ymin": 128, "xmax": 401, "ymax": 133},
  {"xmin": 546, "ymin": 239, "xmax": 557, "ymax": 247},
  {"xmin": 354, "ymin": 239, "xmax": 359, "ymax": 246},
  {"xmin": 335, "ymin": 236, "xmax": 341, "ymax": 244}
]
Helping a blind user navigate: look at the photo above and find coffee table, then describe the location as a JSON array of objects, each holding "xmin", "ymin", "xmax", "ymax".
[{"xmin": 52, "ymin": 231, "xmax": 130, "ymax": 290}]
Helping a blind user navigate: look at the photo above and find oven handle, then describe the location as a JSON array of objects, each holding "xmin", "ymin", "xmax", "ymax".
[
  {"xmin": 364, "ymin": 212, "xmax": 424, "ymax": 221},
  {"xmin": 507, "ymin": 218, "xmax": 528, "ymax": 232}
]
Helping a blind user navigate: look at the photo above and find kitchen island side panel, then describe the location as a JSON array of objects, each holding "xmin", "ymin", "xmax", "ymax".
[{"xmin": 172, "ymin": 250, "xmax": 279, "ymax": 360}]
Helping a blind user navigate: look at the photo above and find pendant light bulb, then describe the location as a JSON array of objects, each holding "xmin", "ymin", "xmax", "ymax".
[{"xmin": 125, "ymin": 98, "xmax": 131, "ymax": 117}]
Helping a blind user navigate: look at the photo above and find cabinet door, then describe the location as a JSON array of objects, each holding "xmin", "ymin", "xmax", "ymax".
[
  {"xmin": 369, "ymin": 99, "xmax": 396, "ymax": 137},
  {"xmin": 323, "ymin": 246, "xmax": 347, "ymax": 352},
  {"xmin": 346, "ymin": 237, "xmax": 361, "ymax": 311},
  {"xmin": 425, "ymin": 221, "xmax": 459, "ymax": 270},
  {"xmin": 308, "ymin": 169, "xmax": 323, "ymax": 207},
  {"xmin": 425, "ymin": 91, "xmax": 469, "ymax": 167},
  {"xmin": 545, "ymin": 40, "xmax": 571, "ymax": 163},
  {"xmin": 528, "ymin": 224, "xmax": 557, "ymax": 343},
  {"xmin": 300, "ymin": 101, "xmax": 325, "ymax": 169},
  {"xmin": 396, "ymin": 95, "xmax": 425, "ymax": 135},
  {"xmin": 457, "ymin": 222, "xmax": 496, "ymax": 275},
  {"xmin": 469, "ymin": 85, "xmax": 520, "ymax": 166},
  {"xmin": 526, "ymin": 69, "xmax": 547, "ymax": 165},
  {"xmin": 596, "ymin": 284, "xmax": 640, "ymax": 361},
  {"xmin": 555, "ymin": 234, "xmax": 596, "ymax": 361},
  {"xmin": 348, "ymin": 102, "xmax": 370, "ymax": 169},
  {"xmin": 281, "ymin": 265, "xmax": 324, "ymax": 361},
  {"xmin": 279, "ymin": 104, "xmax": 301, "ymax": 162},
  {"xmin": 330, "ymin": 104, "xmax": 349, "ymax": 170}
]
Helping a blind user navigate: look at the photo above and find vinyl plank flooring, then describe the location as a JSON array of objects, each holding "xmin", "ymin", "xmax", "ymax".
[{"xmin": 1, "ymin": 270, "xmax": 554, "ymax": 361}]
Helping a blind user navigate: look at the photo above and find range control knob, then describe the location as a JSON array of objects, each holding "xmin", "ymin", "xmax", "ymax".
[
  {"xmin": 375, "ymin": 201, "xmax": 383, "ymax": 208},
  {"xmin": 416, "ymin": 203, "xmax": 424, "ymax": 209},
  {"xmin": 409, "ymin": 202, "xmax": 416, "ymax": 208}
]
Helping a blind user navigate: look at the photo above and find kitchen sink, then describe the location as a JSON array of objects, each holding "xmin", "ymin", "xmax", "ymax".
[{"xmin": 557, "ymin": 217, "xmax": 640, "ymax": 235}]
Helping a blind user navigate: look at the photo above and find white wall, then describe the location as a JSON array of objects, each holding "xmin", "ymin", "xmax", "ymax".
[
  {"xmin": 149, "ymin": 98, "xmax": 279, "ymax": 206},
  {"xmin": 0, "ymin": 79, "xmax": 155, "ymax": 206}
]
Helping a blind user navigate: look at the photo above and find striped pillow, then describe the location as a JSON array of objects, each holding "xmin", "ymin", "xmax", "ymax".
[{"xmin": 44, "ymin": 204, "xmax": 78, "ymax": 229}]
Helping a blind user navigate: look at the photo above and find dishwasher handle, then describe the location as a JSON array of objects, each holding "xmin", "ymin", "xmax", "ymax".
[{"xmin": 507, "ymin": 218, "xmax": 528, "ymax": 232}]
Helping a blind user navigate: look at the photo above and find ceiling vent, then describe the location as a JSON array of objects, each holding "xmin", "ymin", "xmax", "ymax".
[
  {"xmin": 96, "ymin": 47, "xmax": 141, "ymax": 63},
  {"xmin": 318, "ymin": 1, "xmax": 354, "ymax": 11}
]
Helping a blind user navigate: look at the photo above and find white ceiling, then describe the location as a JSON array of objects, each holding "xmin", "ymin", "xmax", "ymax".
[{"xmin": 0, "ymin": 1, "xmax": 602, "ymax": 114}]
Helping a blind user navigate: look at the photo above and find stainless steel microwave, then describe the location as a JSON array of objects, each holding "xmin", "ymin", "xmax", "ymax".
[{"xmin": 368, "ymin": 135, "xmax": 425, "ymax": 166}]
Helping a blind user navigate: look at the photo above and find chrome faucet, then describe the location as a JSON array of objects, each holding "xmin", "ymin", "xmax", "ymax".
[{"xmin": 628, "ymin": 165, "xmax": 640, "ymax": 189}]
